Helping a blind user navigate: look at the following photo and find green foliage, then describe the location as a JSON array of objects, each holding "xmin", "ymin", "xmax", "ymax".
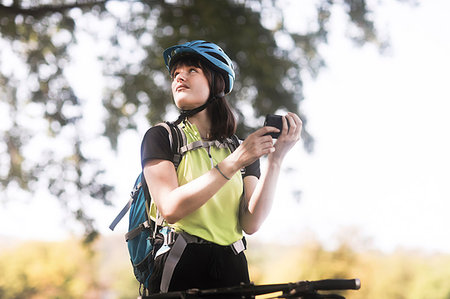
[
  {"xmin": 2, "ymin": 235, "xmax": 450, "ymax": 299},
  {"xmin": 246, "ymin": 239, "xmax": 450, "ymax": 299},
  {"xmin": 100, "ymin": 0, "xmax": 305, "ymax": 149},
  {"xmin": 0, "ymin": 0, "xmax": 113, "ymax": 241},
  {"xmin": 0, "ymin": 0, "xmax": 408, "ymax": 238},
  {"xmin": 103, "ymin": 0, "xmax": 309, "ymax": 139},
  {"xmin": 94, "ymin": 235, "xmax": 140, "ymax": 299},
  {"xmin": 0, "ymin": 239, "xmax": 99, "ymax": 298}
]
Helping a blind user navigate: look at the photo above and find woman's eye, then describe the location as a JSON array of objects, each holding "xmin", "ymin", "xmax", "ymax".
[{"xmin": 171, "ymin": 68, "xmax": 198, "ymax": 79}]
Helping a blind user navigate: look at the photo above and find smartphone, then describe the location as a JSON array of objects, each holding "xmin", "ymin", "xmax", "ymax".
[{"xmin": 264, "ymin": 114, "xmax": 288, "ymax": 139}]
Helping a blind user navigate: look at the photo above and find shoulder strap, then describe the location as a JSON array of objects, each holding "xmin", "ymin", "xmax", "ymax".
[
  {"xmin": 230, "ymin": 135, "xmax": 247, "ymax": 176},
  {"xmin": 146, "ymin": 122, "xmax": 187, "ymax": 229},
  {"xmin": 157, "ymin": 121, "xmax": 187, "ymax": 169},
  {"xmin": 228, "ymin": 134, "xmax": 241, "ymax": 153}
]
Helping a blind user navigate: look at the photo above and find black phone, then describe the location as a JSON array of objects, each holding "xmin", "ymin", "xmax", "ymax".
[{"xmin": 264, "ymin": 114, "xmax": 288, "ymax": 139}]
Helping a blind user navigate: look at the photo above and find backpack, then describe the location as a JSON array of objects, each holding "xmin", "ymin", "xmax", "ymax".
[{"xmin": 109, "ymin": 121, "xmax": 241, "ymax": 295}]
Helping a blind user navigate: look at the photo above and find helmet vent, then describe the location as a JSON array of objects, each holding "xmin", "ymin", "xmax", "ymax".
[{"xmin": 207, "ymin": 52, "xmax": 228, "ymax": 65}]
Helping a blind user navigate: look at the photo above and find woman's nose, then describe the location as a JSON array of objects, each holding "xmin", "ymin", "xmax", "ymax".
[{"xmin": 176, "ymin": 71, "xmax": 187, "ymax": 82}]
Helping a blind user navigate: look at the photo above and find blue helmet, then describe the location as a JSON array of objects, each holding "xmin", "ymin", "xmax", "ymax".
[{"xmin": 163, "ymin": 40, "xmax": 235, "ymax": 94}]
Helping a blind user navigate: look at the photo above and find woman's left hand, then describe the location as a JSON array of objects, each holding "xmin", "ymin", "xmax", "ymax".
[{"xmin": 270, "ymin": 112, "xmax": 302, "ymax": 162}]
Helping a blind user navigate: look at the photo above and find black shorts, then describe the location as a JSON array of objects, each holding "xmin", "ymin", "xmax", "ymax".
[{"xmin": 149, "ymin": 241, "xmax": 250, "ymax": 297}]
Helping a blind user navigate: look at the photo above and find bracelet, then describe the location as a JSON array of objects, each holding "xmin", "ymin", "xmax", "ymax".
[{"xmin": 214, "ymin": 164, "xmax": 230, "ymax": 180}]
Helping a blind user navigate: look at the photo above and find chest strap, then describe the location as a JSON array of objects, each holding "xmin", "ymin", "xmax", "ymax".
[{"xmin": 179, "ymin": 137, "xmax": 237, "ymax": 156}]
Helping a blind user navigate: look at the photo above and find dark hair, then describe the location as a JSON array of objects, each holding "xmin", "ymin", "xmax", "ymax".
[{"xmin": 170, "ymin": 55, "xmax": 236, "ymax": 141}]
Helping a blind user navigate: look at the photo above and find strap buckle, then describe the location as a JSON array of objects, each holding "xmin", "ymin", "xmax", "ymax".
[{"xmin": 230, "ymin": 238, "xmax": 246, "ymax": 255}]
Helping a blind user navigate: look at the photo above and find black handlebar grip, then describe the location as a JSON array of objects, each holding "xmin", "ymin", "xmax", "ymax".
[{"xmin": 311, "ymin": 279, "xmax": 361, "ymax": 291}]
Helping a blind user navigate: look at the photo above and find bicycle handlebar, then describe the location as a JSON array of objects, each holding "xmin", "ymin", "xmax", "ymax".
[
  {"xmin": 141, "ymin": 278, "xmax": 361, "ymax": 298},
  {"xmin": 305, "ymin": 278, "xmax": 361, "ymax": 291}
]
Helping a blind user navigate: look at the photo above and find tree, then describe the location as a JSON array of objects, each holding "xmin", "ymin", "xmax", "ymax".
[
  {"xmin": 0, "ymin": 239, "xmax": 99, "ymax": 298},
  {"xmin": 0, "ymin": 0, "xmax": 411, "ymax": 240}
]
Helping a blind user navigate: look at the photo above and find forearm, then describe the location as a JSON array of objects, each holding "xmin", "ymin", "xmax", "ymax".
[
  {"xmin": 240, "ymin": 158, "xmax": 282, "ymax": 234},
  {"xmin": 148, "ymin": 158, "xmax": 240, "ymax": 224},
  {"xmin": 240, "ymin": 112, "xmax": 302, "ymax": 233}
]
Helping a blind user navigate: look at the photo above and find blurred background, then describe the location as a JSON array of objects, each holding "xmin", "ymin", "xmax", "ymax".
[{"xmin": 1, "ymin": 0, "xmax": 450, "ymax": 298}]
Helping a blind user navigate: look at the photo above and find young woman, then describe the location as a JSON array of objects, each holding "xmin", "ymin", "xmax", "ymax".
[{"xmin": 141, "ymin": 40, "xmax": 302, "ymax": 295}]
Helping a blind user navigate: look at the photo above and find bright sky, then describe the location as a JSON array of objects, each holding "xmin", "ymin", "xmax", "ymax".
[
  {"xmin": 1, "ymin": 1, "xmax": 449, "ymax": 253},
  {"xmin": 264, "ymin": 0, "xmax": 450, "ymax": 252}
]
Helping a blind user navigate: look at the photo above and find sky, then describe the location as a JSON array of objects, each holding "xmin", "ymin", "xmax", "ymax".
[
  {"xmin": 270, "ymin": 0, "xmax": 450, "ymax": 252},
  {"xmin": 1, "ymin": 1, "xmax": 450, "ymax": 253}
]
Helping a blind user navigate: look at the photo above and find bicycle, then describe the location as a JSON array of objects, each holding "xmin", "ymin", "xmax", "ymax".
[{"xmin": 140, "ymin": 278, "xmax": 361, "ymax": 299}]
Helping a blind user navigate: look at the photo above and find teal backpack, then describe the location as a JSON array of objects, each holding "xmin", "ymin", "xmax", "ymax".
[{"xmin": 109, "ymin": 122, "xmax": 241, "ymax": 295}]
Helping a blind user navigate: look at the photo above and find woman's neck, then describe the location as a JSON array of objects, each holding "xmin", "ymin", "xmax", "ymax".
[{"xmin": 187, "ymin": 110, "xmax": 211, "ymax": 140}]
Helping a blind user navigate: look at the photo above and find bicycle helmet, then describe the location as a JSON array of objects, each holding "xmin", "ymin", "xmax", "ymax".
[{"xmin": 163, "ymin": 40, "xmax": 235, "ymax": 94}]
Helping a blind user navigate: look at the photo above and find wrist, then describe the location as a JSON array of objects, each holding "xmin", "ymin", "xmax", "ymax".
[
  {"xmin": 214, "ymin": 164, "xmax": 230, "ymax": 180},
  {"xmin": 267, "ymin": 154, "xmax": 283, "ymax": 169},
  {"xmin": 218, "ymin": 154, "xmax": 241, "ymax": 179}
]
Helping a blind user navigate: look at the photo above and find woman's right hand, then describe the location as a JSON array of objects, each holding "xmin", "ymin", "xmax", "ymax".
[{"xmin": 231, "ymin": 126, "xmax": 280, "ymax": 169}]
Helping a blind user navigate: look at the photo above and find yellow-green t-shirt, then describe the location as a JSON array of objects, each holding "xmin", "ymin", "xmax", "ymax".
[
  {"xmin": 172, "ymin": 121, "xmax": 243, "ymax": 246},
  {"xmin": 141, "ymin": 121, "xmax": 260, "ymax": 246}
]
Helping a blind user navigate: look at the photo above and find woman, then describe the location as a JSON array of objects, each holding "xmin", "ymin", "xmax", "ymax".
[{"xmin": 141, "ymin": 40, "xmax": 302, "ymax": 295}]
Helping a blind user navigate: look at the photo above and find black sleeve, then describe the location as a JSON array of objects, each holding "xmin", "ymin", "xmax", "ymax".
[
  {"xmin": 233, "ymin": 135, "xmax": 260, "ymax": 179},
  {"xmin": 141, "ymin": 126, "xmax": 173, "ymax": 169},
  {"xmin": 244, "ymin": 159, "xmax": 261, "ymax": 179}
]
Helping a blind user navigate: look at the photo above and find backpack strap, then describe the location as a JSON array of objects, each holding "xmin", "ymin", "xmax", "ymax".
[
  {"xmin": 147, "ymin": 122, "xmax": 187, "ymax": 230},
  {"xmin": 109, "ymin": 174, "xmax": 143, "ymax": 231},
  {"xmin": 228, "ymin": 134, "xmax": 241, "ymax": 153},
  {"xmin": 109, "ymin": 196, "xmax": 134, "ymax": 231},
  {"xmin": 178, "ymin": 134, "xmax": 241, "ymax": 155},
  {"xmin": 227, "ymin": 134, "xmax": 247, "ymax": 176},
  {"xmin": 125, "ymin": 219, "xmax": 151, "ymax": 241},
  {"xmin": 157, "ymin": 121, "xmax": 186, "ymax": 169},
  {"xmin": 180, "ymin": 139, "xmax": 227, "ymax": 154}
]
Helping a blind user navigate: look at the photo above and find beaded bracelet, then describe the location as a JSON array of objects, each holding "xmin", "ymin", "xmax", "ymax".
[{"xmin": 214, "ymin": 164, "xmax": 230, "ymax": 180}]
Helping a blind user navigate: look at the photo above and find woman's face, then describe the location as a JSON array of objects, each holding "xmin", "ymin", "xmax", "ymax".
[{"xmin": 171, "ymin": 64, "xmax": 210, "ymax": 110}]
